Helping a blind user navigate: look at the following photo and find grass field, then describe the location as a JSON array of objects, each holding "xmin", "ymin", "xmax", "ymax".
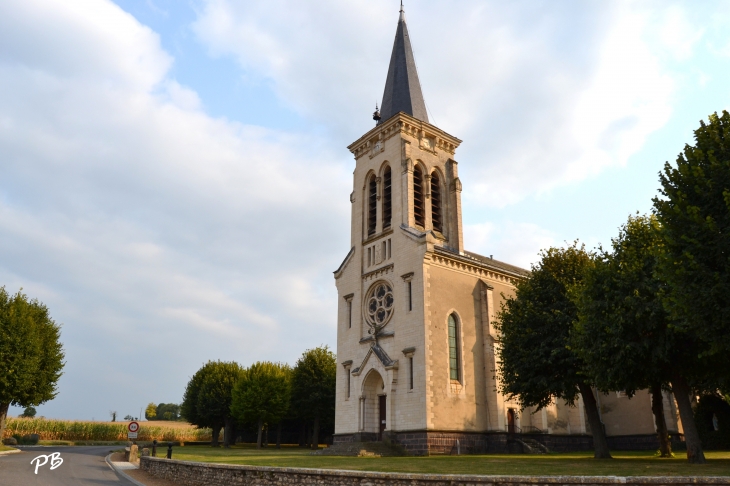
[
  {"xmin": 3, "ymin": 417, "xmax": 211, "ymax": 442},
  {"xmin": 0, "ymin": 445, "xmax": 15, "ymax": 452},
  {"xmin": 163, "ymin": 446, "xmax": 730, "ymax": 477}
]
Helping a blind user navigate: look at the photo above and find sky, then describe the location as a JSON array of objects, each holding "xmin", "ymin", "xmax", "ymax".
[{"xmin": 1, "ymin": 0, "xmax": 730, "ymax": 420}]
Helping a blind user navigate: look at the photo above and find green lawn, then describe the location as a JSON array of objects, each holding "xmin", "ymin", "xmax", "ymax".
[
  {"xmin": 163, "ymin": 445, "xmax": 730, "ymax": 476},
  {"xmin": 0, "ymin": 445, "xmax": 17, "ymax": 452}
]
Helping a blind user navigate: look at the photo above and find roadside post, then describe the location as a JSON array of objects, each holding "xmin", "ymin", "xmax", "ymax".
[
  {"xmin": 167, "ymin": 442, "xmax": 173, "ymax": 459},
  {"xmin": 152, "ymin": 439, "xmax": 157, "ymax": 457}
]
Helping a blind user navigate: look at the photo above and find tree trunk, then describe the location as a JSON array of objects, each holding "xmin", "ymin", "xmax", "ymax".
[
  {"xmin": 211, "ymin": 425, "xmax": 222, "ymax": 447},
  {"xmin": 299, "ymin": 422, "xmax": 306, "ymax": 447},
  {"xmin": 256, "ymin": 419, "xmax": 264, "ymax": 449},
  {"xmin": 0, "ymin": 402, "xmax": 9, "ymax": 443},
  {"xmin": 650, "ymin": 384, "xmax": 672, "ymax": 457},
  {"xmin": 578, "ymin": 383, "xmax": 612, "ymax": 459},
  {"xmin": 671, "ymin": 373, "xmax": 706, "ymax": 464},
  {"xmin": 276, "ymin": 422, "xmax": 282, "ymax": 449},
  {"xmin": 263, "ymin": 424, "xmax": 269, "ymax": 448},
  {"xmin": 311, "ymin": 416, "xmax": 320, "ymax": 450},
  {"xmin": 223, "ymin": 417, "xmax": 233, "ymax": 448}
]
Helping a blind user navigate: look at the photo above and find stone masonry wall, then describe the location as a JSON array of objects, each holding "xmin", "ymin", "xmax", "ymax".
[{"xmin": 140, "ymin": 457, "xmax": 729, "ymax": 486}]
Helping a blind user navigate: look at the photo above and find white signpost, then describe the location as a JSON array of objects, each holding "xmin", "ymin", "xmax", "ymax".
[{"xmin": 127, "ymin": 421, "xmax": 139, "ymax": 440}]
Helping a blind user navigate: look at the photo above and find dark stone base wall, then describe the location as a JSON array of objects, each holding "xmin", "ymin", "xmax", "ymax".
[{"xmin": 335, "ymin": 431, "xmax": 680, "ymax": 455}]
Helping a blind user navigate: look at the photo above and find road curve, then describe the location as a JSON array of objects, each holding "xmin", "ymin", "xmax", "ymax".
[{"xmin": 0, "ymin": 445, "xmax": 139, "ymax": 485}]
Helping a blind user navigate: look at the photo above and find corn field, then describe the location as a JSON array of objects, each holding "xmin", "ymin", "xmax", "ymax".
[{"xmin": 3, "ymin": 417, "xmax": 212, "ymax": 442}]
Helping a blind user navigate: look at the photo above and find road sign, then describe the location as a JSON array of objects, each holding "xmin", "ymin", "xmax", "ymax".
[{"xmin": 128, "ymin": 421, "xmax": 139, "ymax": 439}]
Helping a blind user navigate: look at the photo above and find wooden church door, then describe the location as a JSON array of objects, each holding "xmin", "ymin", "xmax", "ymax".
[{"xmin": 378, "ymin": 395, "xmax": 386, "ymax": 440}]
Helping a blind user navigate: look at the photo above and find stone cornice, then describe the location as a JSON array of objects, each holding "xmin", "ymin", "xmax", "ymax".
[
  {"xmin": 430, "ymin": 247, "xmax": 526, "ymax": 285},
  {"xmin": 348, "ymin": 112, "xmax": 462, "ymax": 161}
]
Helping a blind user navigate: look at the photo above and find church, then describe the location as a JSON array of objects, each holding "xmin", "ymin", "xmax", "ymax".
[{"xmin": 333, "ymin": 6, "xmax": 682, "ymax": 455}]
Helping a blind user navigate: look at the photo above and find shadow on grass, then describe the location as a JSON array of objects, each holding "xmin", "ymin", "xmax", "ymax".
[{"xmin": 162, "ymin": 446, "xmax": 730, "ymax": 477}]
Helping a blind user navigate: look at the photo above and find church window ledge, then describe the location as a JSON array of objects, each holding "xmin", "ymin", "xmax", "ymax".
[{"xmin": 362, "ymin": 227, "xmax": 394, "ymax": 246}]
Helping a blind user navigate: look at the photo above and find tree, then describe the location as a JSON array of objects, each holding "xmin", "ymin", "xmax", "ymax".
[
  {"xmin": 21, "ymin": 406, "xmax": 37, "ymax": 418},
  {"xmin": 156, "ymin": 403, "xmax": 180, "ymax": 421},
  {"xmin": 495, "ymin": 244, "xmax": 612, "ymax": 459},
  {"xmin": 291, "ymin": 346, "xmax": 336, "ymax": 450},
  {"xmin": 573, "ymin": 215, "xmax": 693, "ymax": 458},
  {"xmin": 0, "ymin": 288, "xmax": 65, "ymax": 441},
  {"xmin": 653, "ymin": 110, "xmax": 730, "ymax": 376},
  {"xmin": 145, "ymin": 403, "xmax": 157, "ymax": 420},
  {"xmin": 231, "ymin": 362, "xmax": 291, "ymax": 448},
  {"xmin": 110, "ymin": 411, "xmax": 117, "ymax": 422},
  {"xmin": 181, "ymin": 361, "xmax": 244, "ymax": 447}
]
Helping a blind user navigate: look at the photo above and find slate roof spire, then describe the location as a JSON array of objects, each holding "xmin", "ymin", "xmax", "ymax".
[{"xmin": 378, "ymin": 3, "xmax": 429, "ymax": 124}]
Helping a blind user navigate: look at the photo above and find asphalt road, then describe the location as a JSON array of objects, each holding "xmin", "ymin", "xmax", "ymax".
[{"xmin": 0, "ymin": 446, "xmax": 138, "ymax": 485}]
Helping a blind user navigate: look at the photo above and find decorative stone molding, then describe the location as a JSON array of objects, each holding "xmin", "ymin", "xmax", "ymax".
[{"xmin": 347, "ymin": 112, "xmax": 462, "ymax": 161}]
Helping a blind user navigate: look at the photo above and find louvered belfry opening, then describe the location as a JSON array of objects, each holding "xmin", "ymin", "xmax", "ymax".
[
  {"xmin": 368, "ymin": 175, "xmax": 377, "ymax": 236},
  {"xmin": 413, "ymin": 166, "xmax": 425, "ymax": 227},
  {"xmin": 431, "ymin": 171, "xmax": 442, "ymax": 233},
  {"xmin": 383, "ymin": 167, "xmax": 392, "ymax": 229}
]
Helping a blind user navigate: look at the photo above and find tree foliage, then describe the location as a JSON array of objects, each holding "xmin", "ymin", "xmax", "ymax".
[
  {"xmin": 145, "ymin": 403, "xmax": 157, "ymax": 420},
  {"xmin": 291, "ymin": 346, "xmax": 336, "ymax": 449},
  {"xmin": 231, "ymin": 361, "xmax": 291, "ymax": 448},
  {"xmin": 495, "ymin": 244, "xmax": 612, "ymax": 459},
  {"xmin": 0, "ymin": 288, "xmax": 65, "ymax": 441},
  {"xmin": 653, "ymin": 110, "xmax": 730, "ymax": 373},
  {"xmin": 572, "ymin": 215, "xmax": 686, "ymax": 458},
  {"xmin": 181, "ymin": 361, "xmax": 244, "ymax": 447}
]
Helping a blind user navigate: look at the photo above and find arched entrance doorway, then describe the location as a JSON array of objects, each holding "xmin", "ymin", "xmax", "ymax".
[{"xmin": 361, "ymin": 369, "xmax": 386, "ymax": 441}]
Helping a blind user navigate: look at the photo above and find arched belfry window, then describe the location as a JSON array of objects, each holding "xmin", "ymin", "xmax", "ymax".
[
  {"xmin": 383, "ymin": 166, "xmax": 392, "ymax": 229},
  {"xmin": 448, "ymin": 314, "xmax": 461, "ymax": 381},
  {"xmin": 413, "ymin": 166, "xmax": 425, "ymax": 227},
  {"xmin": 368, "ymin": 175, "xmax": 377, "ymax": 236},
  {"xmin": 431, "ymin": 171, "xmax": 442, "ymax": 233}
]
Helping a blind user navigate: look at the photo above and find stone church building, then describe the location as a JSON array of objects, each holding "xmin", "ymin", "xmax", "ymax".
[{"xmin": 333, "ymin": 7, "xmax": 682, "ymax": 455}]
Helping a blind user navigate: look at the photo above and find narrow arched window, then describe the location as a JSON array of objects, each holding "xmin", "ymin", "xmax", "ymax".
[
  {"xmin": 448, "ymin": 314, "xmax": 460, "ymax": 381},
  {"xmin": 413, "ymin": 166, "xmax": 425, "ymax": 227},
  {"xmin": 368, "ymin": 175, "xmax": 377, "ymax": 236},
  {"xmin": 431, "ymin": 172, "xmax": 442, "ymax": 233},
  {"xmin": 383, "ymin": 166, "xmax": 392, "ymax": 229}
]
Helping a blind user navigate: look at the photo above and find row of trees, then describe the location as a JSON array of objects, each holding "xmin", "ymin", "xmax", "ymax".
[
  {"xmin": 181, "ymin": 346, "xmax": 336, "ymax": 448},
  {"xmin": 145, "ymin": 402, "xmax": 181, "ymax": 421},
  {"xmin": 496, "ymin": 111, "xmax": 730, "ymax": 464}
]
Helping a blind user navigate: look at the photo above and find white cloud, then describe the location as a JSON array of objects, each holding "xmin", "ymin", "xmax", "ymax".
[
  {"xmin": 465, "ymin": 221, "xmax": 557, "ymax": 270},
  {"xmin": 0, "ymin": 0, "xmax": 349, "ymax": 418},
  {"xmin": 192, "ymin": 0, "xmax": 676, "ymax": 209}
]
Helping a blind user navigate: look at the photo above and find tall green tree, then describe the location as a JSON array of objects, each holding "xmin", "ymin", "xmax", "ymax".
[
  {"xmin": 291, "ymin": 346, "xmax": 336, "ymax": 450},
  {"xmin": 495, "ymin": 244, "xmax": 612, "ymax": 459},
  {"xmin": 231, "ymin": 361, "xmax": 291, "ymax": 448},
  {"xmin": 572, "ymin": 214, "xmax": 704, "ymax": 459},
  {"xmin": 181, "ymin": 361, "xmax": 244, "ymax": 447},
  {"xmin": 0, "ymin": 288, "xmax": 65, "ymax": 440},
  {"xmin": 653, "ymin": 110, "xmax": 730, "ymax": 372}
]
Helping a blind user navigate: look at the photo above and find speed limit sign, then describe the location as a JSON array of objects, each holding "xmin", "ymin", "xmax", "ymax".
[{"xmin": 128, "ymin": 421, "xmax": 139, "ymax": 439}]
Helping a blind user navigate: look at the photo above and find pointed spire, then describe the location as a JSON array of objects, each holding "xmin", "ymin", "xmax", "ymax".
[{"xmin": 378, "ymin": 3, "xmax": 429, "ymax": 124}]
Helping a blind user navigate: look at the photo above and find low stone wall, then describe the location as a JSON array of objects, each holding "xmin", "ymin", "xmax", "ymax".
[{"xmin": 140, "ymin": 457, "xmax": 730, "ymax": 486}]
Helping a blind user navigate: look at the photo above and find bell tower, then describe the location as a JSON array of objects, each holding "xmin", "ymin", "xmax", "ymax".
[{"xmin": 334, "ymin": 4, "xmax": 467, "ymax": 445}]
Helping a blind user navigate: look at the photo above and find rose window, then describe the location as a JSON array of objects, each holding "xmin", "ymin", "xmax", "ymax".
[{"xmin": 364, "ymin": 281, "xmax": 394, "ymax": 328}]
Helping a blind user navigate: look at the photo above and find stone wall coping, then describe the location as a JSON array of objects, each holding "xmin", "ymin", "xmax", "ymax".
[{"xmin": 141, "ymin": 456, "xmax": 730, "ymax": 484}]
